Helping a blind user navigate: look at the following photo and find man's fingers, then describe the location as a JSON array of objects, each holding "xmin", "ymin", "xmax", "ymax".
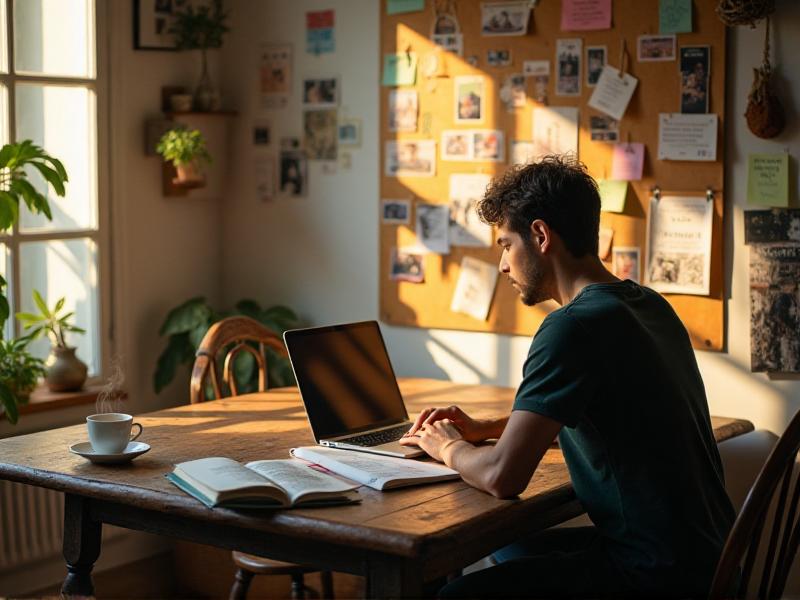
[
  {"xmin": 398, "ymin": 435, "xmax": 420, "ymax": 447},
  {"xmin": 405, "ymin": 408, "xmax": 433, "ymax": 436}
]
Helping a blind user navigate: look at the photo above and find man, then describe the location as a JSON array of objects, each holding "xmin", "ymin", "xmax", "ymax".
[{"xmin": 399, "ymin": 156, "xmax": 734, "ymax": 598}]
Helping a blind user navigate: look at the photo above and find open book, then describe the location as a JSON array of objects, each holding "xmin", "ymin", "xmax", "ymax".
[
  {"xmin": 167, "ymin": 457, "xmax": 361, "ymax": 508},
  {"xmin": 291, "ymin": 446, "xmax": 460, "ymax": 491}
]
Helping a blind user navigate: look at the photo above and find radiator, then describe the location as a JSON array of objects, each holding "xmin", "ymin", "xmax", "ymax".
[{"xmin": 0, "ymin": 480, "xmax": 121, "ymax": 573}]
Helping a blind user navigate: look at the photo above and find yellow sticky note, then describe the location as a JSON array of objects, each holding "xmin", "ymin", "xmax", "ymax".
[
  {"xmin": 597, "ymin": 179, "xmax": 628, "ymax": 213},
  {"xmin": 747, "ymin": 153, "xmax": 789, "ymax": 207}
]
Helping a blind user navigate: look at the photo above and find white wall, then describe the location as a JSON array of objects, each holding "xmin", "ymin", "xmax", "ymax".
[{"xmin": 221, "ymin": 0, "xmax": 800, "ymax": 437}]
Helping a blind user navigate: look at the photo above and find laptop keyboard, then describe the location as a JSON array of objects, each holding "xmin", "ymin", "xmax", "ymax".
[{"xmin": 345, "ymin": 424, "xmax": 410, "ymax": 447}]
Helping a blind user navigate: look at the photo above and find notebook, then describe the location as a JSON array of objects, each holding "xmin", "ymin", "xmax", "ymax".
[{"xmin": 284, "ymin": 321, "xmax": 424, "ymax": 458}]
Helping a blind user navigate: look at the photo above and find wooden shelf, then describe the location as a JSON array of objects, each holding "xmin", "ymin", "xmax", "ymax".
[
  {"xmin": 1, "ymin": 384, "xmax": 128, "ymax": 421},
  {"xmin": 166, "ymin": 110, "xmax": 238, "ymax": 118}
]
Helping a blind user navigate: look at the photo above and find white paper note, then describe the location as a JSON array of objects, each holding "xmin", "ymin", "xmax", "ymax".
[
  {"xmin": 657, "ymin": 113, "xmax": 718, "ymax": 161},
  {"xmin": 450, "ymin": 256, "xmax": 499, "ymax": 320},
  {"xmin": 588, "ymin": 65, "xmax": 639, "ymax": 121},
  {"xmin": 415, "ymin": 203, "xmax": 450, "ymax": 254},
  {"xmin": 532, "ymin": 106, "xmax": 579, "ymax": 158},
  {"xmin": 449, "ymin": 174, "xmax": 493, "ymax": 247}
]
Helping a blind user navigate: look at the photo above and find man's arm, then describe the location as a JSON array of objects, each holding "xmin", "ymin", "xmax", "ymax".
[
  {"xmin": 404, "ymin": 405, "xmax": 509, "ymax": 442},
  {"xmin": 400, "ymin": 410, "xmax": 563, "ymax": 498}
]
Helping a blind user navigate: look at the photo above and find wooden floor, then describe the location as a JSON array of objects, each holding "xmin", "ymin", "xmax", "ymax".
[{"xmin": 28, "ymin": 542, "xmax": 365, "ymax": 599}]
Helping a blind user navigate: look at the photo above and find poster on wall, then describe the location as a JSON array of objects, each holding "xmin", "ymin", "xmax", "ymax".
[
  {"xmin": 449, "ymin": 174, "xmax": 493, "ymax": 247},
  {"xmin": 260, "ymin": 44, "xmax": 292, "ymax": 110},
  {"xmin": 306, "ymin": 10, "xmax": 335, "ymax": 55}
]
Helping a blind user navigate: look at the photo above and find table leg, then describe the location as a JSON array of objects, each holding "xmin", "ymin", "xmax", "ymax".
[
  {"xmin": 60, "ymin": 494, "xmax": 102, "ymax": 598},
  {"xmin": 365, "ymin": 557, "xmax": 424, "ymax": 599}
]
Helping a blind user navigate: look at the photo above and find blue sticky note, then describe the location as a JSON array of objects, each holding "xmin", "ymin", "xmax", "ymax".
[
  {"xmin": 660, "ymin": 0, "xmax": 692, "ymax": 34},
  {"xmin": 307, "ymin": 28, "xmax": 334, "ymax": 55},
  {"xmin": 387, "ymin": 0, "xmax": 425, "ymax": 15},
  {"xmin": 382, "ymin": 53, "xmax": 417, "ymax": 86}
]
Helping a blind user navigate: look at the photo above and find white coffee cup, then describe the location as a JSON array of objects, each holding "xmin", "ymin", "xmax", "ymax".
[{"xmin": 86, "ymin": 413, "xmax": 143, "ymax": 454}]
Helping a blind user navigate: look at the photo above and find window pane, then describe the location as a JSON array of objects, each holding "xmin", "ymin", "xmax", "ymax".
[
  {"xmin": 14, "ymin": 0, "xmax": 94, "ymax": 78},
  {"xmin": 16, "ymin": 84, "xmax": 97, "ymax": 232},
  {"xmin": 0, "ymin": 85, "xmax": 7, "ymax": 146},
  {"xmin": 0, "ymin": 244, "xmax": 10, "ymax": 340},
  {"xmin": 19, "ymin": 238, "xmax": 99, "ymax": 376},
  {"xmin": 0, "ymin": 2, "xmax": 7, "ymax": 74}
]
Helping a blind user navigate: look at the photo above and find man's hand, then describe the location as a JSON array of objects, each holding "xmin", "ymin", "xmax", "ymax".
[
  {"xmin": 399, "ymin": 418, "xmax": 465, "ymax": 462},
  {"xmin": 403, "ymin": 405, "xmax": 489, "ymax": 443}
]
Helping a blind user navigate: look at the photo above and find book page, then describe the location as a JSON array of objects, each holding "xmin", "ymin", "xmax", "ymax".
[
  {"xmin": 245, "ymin": 459, "xmax": 357, "ymax": 505},
  {"xmin": 291, "ymin": 446, "xmax": 459, "ymax": 490},
  {"xmin": 175, "ymin": 457, "xmax": 273, "ymax": 493}
]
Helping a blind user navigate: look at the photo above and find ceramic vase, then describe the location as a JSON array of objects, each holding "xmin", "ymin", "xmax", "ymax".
[
  {"xmin": 45, "ymin": 346, "xmax": 88, "ymax": 393},
  {"xmin": 194, "ymin": 49, "xmax": 220, "ymax": 111}
]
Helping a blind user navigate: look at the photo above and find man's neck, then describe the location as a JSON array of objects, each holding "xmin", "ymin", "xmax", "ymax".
[{"xmin": 550, "ymin": 256, "xmax": 619, "ymax": 306}]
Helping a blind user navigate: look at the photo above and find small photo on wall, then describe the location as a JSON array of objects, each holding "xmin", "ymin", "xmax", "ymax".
[
  {"xmin": 279, "ymin": 150, "xmax": 307, "ymax": 197},
  {"xmin": 480, "ymin": 1, "xmax": 532, "ymax": 37},
  {"xmin": 589, "ymin": 115, "xmax": 619, "ymax": 141},
  {"xmin": 388, "ymin": 89, "xmax": 419, "ymax": 132},
  {"xmin": 680, "ymin": 46, "xmax": 710, "ymax": 114},
  {"xmin": 637, "ymin": 34, "xmax": 676, "ymax": 62},
  {"xmin": 473, "ymin": 130, "xmax": 505, "ymax": 162},
  {"xmin": 303, "ymin": 109, "xmax": 338, "ymax": 160},
  {"xmin": 586, "ymin": 46, "xmax": 606, "ymax": 87},
  {"xmin": 441, "ymin": 130, "xmax": 473, "ymax": 161},
  {"xmin": 385, "ymin": 140, "xmax": 436, "ymax": 177},
  {"xmin": 612, "ymin": 247, "xmax": 640, "ymax": 283},
  {"xmin": 382, "ymin": 199, "xmax": 411, "ymax": 224},
  {"xmin": 338, "ymin": 118, "xmax": 362, "ymax": 147},
  {"xmin": 487, "ymin": 49, "xmax": 512, "ymax": 67},
  {"xmin": 556, "ymin": 38, "xmax": 582, "ymax": 96},
  {"xmin": 390, "ymin": 248, "xmax": 425, "ymax": 283},
  {"xmin": 455, "ymin": 76, "xmax": 485, "ymax": 123},
  {"xmin": 302, "ymin": 77, "xmax": 339, "ymax": 107}
]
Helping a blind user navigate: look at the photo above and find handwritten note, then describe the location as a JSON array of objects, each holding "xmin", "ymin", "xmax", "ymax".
[
  {"xmin": 598, "ymin": 179, "xmax": 628, "ymax": 213},
  {"xmin": 658, "ymin": 113, "xmax": 717, "ymax": 161},
  {"xmin": 588, "ymin": 65, "xmax": 638, "ymax": 120},
  {"xmin": 611, "ymin": 143, "xmax": 645, "ymax": 181},
  {"xmin": 659, "ymin": 0, "xmax": 692, "ymax": 34},
  {"xmin": 747, "ymin": 153, "xmax": 789, "ymax": 207},
  {"xmin": 382, "ymin": 53, "xmax": 417, "ymax": 86},
  {"xmin": 561, "ymin": 0, "xmax": 612, "ymax": 31}
]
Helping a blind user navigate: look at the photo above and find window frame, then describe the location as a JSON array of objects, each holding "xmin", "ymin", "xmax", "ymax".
[{"xmin": 0, "ymin": 0, "xmax": 112, "ymax": 383}]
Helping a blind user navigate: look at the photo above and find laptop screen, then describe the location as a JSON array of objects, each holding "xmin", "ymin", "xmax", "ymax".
[{"xmin": 284, "ymin": 321, "xmax": 409, "ymax": 440}]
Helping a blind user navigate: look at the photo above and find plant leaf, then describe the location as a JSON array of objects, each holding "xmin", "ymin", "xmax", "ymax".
[
  {"xmin": 0, "ymin": 144, "xmax": 14, "ymax": 168},
  {"xmin": 15, "ymin": 312, "xmax": 45, "ymax": 324},
  {"xmin": 234, "ymin": 299, "xmax": 261, "ymax": 319},
  {"xmin": 29, "ymin": 161, "xmax": 66, "ymax": 197},
  {"xmin": 158, "ymin": 297, "xmax": 210, "ymax": 336},
  {"xmin": 0, "ymin": 294, "xmax": 8, "ymax": 334},
  {"xmin": 32, "ymin": 290, "xmax": 50, "ymax": 318},
  {"xmin": 0, "ymin": 191, "xmax": 19, "ymax": 231},
  {"xmin": 154, "ymin": 332, "xmax": 195, "ymax": 393},
  {"xmin": 53, "ymin": 297, "xmax": 65, "ymax": 314},
  {"xmin": 0, "ymin": 382, "xmax": 19, "ymax": 425}
]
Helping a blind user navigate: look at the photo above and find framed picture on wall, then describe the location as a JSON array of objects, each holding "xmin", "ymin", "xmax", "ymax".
[{"xmin": 134, "ymin": 0, "xmax": 181, "ymax": 50}]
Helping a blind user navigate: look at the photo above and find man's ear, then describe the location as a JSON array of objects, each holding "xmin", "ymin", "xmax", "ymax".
[{"xmin": 530, "ymin": 219, "xmax": 551, "ymax": 253}]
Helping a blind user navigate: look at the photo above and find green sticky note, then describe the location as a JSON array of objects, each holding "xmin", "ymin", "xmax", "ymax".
[
  {"xmin": 659, "ymin": 0, "xmax": 692, "ymax": 33},
  {"xmin": 387, "ymin": 0, "xmax": 425, "ymax": 15},
  {"xmin": 598, "ymin": 180, "xmax": 628, "ymax": 213},
  {"xmin": 382, "ymin": 53, "xmax": 417, "ymax": 86},
  {"xmin": 748, "ymin": 153, "xmax": 789, "ymax": 207}
]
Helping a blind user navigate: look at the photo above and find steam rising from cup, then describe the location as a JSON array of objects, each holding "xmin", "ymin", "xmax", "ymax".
[{"xmin": 95, "ymin": 357, "xmax": 125, "ymax": 414}]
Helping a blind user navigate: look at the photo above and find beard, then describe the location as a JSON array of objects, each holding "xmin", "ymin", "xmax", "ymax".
[{"xmin": 513, "ymin": 248, "xmax": 550, "ymax": 306}]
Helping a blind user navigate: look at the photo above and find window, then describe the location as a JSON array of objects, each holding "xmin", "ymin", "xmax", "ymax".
[{"xmin": 2, "ymin": 0, "xmax": 107, "ymax": 378}]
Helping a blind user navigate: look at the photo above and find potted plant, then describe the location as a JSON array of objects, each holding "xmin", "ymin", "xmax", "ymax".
[
  {"xmin": 0, "ymin": 140, "xmax": 67, "ymax": 423},
  {"xmin": 0, "ymin": 336, "xmax": 46, "ymax": 424},
  {"xmin": 154, "ymin": 297, "xmax": 301, "ymax": 396},
  {"xmin": 170, "ymin": 0, "xmax": 230, "ymax": 111},
  {"xmin": 156, "ymin": 127, "xmax": 212, "ymax": 185},
  {"xmin": 16, "ymin": 291, "xmax": 87, "ymax": 393}
]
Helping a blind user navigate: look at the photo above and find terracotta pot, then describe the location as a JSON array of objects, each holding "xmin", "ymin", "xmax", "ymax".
[
  {"xmin": 174, "ymin": 162, "xmax": 205, "ymax": 185},
  {"xmin": 45, "ymin": 346, "xmax": 88, "ymax": 393}
]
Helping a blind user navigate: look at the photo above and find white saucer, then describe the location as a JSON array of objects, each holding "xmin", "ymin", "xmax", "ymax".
[{"xmin": 69, "ymin": 441, "xmax": 151, "ymax": 464}]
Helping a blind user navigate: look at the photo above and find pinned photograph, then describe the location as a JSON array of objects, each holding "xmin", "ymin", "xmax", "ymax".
[
  {"xmin": 388, "ymin": 89, "xmax": 419, "ymax": 132},
  {"xmin": 302, "ymin": 78, "xmax": 338, "ymax": 108},
  {"xmin": 432, "ymin": 34, "xmax": 463, "ymax": 55},
  {"xmin": 589, "ymin": 115, "xmax": 619, "ymax": 141},
  {"xmin": 253, "ymin": 120, "xmax": 271, "ymax": 145},
  {"xmin": 279, "ymin": 149, "xmax": 307, "ymax": 197},
  {"xmin": 511, "ymin": 140, "xmax": 536, "ymax": 165},
  {"xmin": 337, "ymin": 118, "xmax": 361, "ymax": 147},
  {"xmin": 480, "ymin": 2, "xmax": 532, "ymax": 37},
  {"xmin": 637, "ymin": 34, "xmax": 676, "ymax": 61},
  {"xmin": 254, "ymin": 155, "xmax": 275, "ymax": 202},
  {"xmin": 416, "ymin": 203, "xmax": 450, "ymax": 254},
  {"xmin": 556, "ymin": 38, "xmax": 582, "ymax": 96},
  {"xmin": 391, "ymin": 248, "xmax": 425, "ymax": 283},
  {"xmin": 433, "ymin": 12, "xmax": 460, "ymax": 34},
  {"xmin": 586, "ymin": 46, "xmax": 606, "ymax": 87},
  {"xmin": 450, "ymin": 256, "xmax": 499, "ymax": 321},
  {"xmin": 499, "ymin": 73, "xmax": 526, "ymax": 110},
  {"xmin": 441, "ymin": 130, "xmax": 473, "ymax": 161},
  {"xmin": 259, "ymin": 44, "xmax": 292, "ymax": 109},
  {"xmin": 680, "ymin": 46, "xmax": 710, "ymax": 114},
  {"xmin": 455, "ymin": 76, "xmax": 485, "ymax": 123},
  {"xmin": 524, "ymin": 60, "xmax": 550, "ymax": 103},
  {"xmin": 473, "ymin": 130, "xmax": 505, "ymax": 162},
  {"xmin": 449, "ymin": 174, "xmax": 493, "ymax": 247},
  {"xmin": 303, "ymin": 109, "xmax": 338, "ymax": 160},
  {"xmin": 385, "ymin": 140, "xmax": 436, "ymax": 177},
  {"xmin": 382, "ymin": 199, "xmax": 411, "ymax": 224},
  {"xmin": 612, "ymin": 247, "xmax": 640, "ymax": 283},
  {"xmin": 487, "ymin": 49, "xmax": 512, "ymax": 67}
]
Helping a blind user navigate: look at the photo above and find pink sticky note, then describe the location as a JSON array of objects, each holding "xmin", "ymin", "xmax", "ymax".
[
  {"xmin": 561, "ymin": 0, "xmax": 612, "ymax": 31},
  {"xmin": 611, "ymin": 143, "xmax": 645, "ymax": 181}
]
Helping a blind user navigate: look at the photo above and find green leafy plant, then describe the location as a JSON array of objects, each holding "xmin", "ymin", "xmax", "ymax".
[
  {"xmin": 154, "ymin": 297, "xmax": 302, "ymax": 396},
  {"xmin": 0, "ymin": 335, "xmax": 46, "ymax": 424},
  {"xmin": 169, "ymin": 0, "xmax": 229, "ymax": 51},
  {"xmin": 16, "ymin": 290, "xmax": 85, "ymax": 349},
  {"xmin": 156, "ymin": 127, "xmax": 212, "ymax": 168}
]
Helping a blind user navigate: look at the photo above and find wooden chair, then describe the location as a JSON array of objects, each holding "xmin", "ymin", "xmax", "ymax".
[
  {"xmin": 190, "ymin": 316, "xmax": 334, "ymax": 600},
  {"xmin": 709, "ymin": 409, "xmax": 800, "ymax": 599}
]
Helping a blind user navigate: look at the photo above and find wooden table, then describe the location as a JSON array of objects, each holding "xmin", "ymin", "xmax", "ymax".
[{"xmin": 0, "ymin": 378, "xmax": 753, "ymax": 598}]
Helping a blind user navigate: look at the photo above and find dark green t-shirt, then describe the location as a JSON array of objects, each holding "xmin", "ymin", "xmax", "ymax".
[{"xmin": 513, "ymin": 280, "xmax": 734, "ymax": 594}]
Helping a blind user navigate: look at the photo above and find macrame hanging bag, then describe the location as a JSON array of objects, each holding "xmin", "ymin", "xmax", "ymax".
[{"xmin": 716, "ymin": 0, "xmax": 785, "ymax": 138}]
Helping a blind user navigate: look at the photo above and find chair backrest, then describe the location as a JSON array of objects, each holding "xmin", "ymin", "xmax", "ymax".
[
  {"xmin": 189, "ymin": 316, "xmax": 288, "ymax": 404},
  {"xmin": 709, "ymin": 408, "xmax": 800, "ymax": 599}
]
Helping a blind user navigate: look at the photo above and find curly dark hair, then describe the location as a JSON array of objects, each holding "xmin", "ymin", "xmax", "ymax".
[{"xmin": 476, "ymin": 155, "xmax": 601, "ymax": 258}]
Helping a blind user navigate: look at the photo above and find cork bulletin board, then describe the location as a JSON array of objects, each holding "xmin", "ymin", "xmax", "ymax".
[{"xmin": 379, "ymin": 0, "xmax": 726, "ymax": 350}]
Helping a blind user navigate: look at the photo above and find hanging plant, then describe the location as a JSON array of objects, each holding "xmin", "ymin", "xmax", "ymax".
[{"xmin": 745, "ymin": 17, "xmax": 785, "ymax": 139}]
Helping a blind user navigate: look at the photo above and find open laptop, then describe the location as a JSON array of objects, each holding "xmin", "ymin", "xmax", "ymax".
[{"xmin": 284, "ymin": 321, "xmax": 424, "ymax": 458}]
